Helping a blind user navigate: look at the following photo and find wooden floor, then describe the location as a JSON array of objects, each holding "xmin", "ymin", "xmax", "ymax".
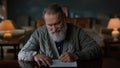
[{"xmin": 0, "ymin": 50, "xmax": 120, "ymax": 68}]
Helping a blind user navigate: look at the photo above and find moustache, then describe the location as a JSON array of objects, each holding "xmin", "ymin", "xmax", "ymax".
[{"xmin": 50, "ymin": 29, "xmax": 61, "ymax": 34}]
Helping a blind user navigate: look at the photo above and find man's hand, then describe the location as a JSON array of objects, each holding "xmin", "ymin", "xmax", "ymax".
[
  {"xmin": 33, "ymin": 54, "xmax": 52, "ymax": 67},
  {"xmin": 59, "ymin": 52, "xmax": 78, "ymax": 62}
]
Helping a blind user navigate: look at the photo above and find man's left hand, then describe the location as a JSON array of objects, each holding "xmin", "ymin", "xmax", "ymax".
[{"xmin": 59, "ymin": 52, "xmax": 78, "ymax": 62}]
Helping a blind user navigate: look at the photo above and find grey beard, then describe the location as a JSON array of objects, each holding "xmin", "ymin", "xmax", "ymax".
[{"xmin": 48, "ymin": 27, "xmax": 67, "ymax": 42}]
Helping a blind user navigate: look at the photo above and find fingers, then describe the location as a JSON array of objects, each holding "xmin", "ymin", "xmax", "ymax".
[
  {"xmin": 36, "ymin": 60, "xmax": 42, "ymax": 67},
  {"xmin": 59, "ymin": 52, "xmax": 74, "ymax": 62},
  {"xmin": 39, "ymin": 58, "xmax": 47, "ymax": 66},
  {"xmin": 60, "ymin": 55, "xmax": 71, "ymax": 62},
  {"xmin": 59, "ymin": 52, "xmax": 67, "ymax": 59},
  {"xmin": 64, "ymin": 56, "xmax": 71, "ymax": 62},
  {"xmin": 34, "ymin": 54, "xmax": 52, "ymax": 67},
  {"xmin": 43, "ymin": 57, "xmax": 52, "ymax": 66},
  {"xmin": 34, "ymin": 56, "xmax": 43, "ymax": 67},
  {"xmin": 42, "ymin": 57, "xmax": 52, "ymax": 66}
]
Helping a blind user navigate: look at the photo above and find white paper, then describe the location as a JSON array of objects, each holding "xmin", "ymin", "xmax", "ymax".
[{"xmin": 50, "ymin": 60, "xmax": 77, "ymax": 67}]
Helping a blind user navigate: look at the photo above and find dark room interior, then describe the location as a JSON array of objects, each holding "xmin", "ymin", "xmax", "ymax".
[{"xmin": 0, "ymin": 0, "xmax": 120, "ymax": 68}]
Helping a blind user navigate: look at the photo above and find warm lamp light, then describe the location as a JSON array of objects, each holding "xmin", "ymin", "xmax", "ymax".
[
  {"xmin": 0, "ymin": 20, "xmax": 15, "ymax": 38},
  {"xmin": 107, "ymin": 18, "xmax": 120, "ymax": 41}
]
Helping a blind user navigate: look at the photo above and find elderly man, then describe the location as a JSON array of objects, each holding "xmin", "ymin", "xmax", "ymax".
[{"xmin": 18, "ymin": 4, "xmax": 102, "ymax": 67}]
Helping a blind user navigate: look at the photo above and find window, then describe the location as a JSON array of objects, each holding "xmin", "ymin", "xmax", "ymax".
[{"xmin": 0, "ymin": 0, "xmax": 7, "ymax": 21}]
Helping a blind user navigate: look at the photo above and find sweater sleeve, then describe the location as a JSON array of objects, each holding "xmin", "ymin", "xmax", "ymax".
[
  {"xmin": 77, "ymin": 29, "xmax": 102, "ymax": 60},
  {"xmin": 18, "ymin": 31, "xmax": 40, "ymax": 61}
]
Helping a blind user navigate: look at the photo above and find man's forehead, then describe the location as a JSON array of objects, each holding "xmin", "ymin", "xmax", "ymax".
[
  {"xmin": 44, "ymin": 13, "xmax": 60, "ymax": 24},
  {"xmin": 44, "ymin": 13, "xmax": 60, "ymax": 22},
  {"xmin": 44, "ymin": 12, "xmax": 59, "ymax": 18}
]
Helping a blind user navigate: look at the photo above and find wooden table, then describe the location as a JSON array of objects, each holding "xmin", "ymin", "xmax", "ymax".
[
  {"xmin": 104, "ymin": 38, "xmax": 120, "ymax": 57},
  {"xmin": 0, "ymin": 60, "xmax": 20, "ymax": 68},
  {"xmin": 0, "ymin": 59, "xmax": 103, "ymax": 68},
  {"xmin": 0, "ymin": 39, "xmax": 20, "ymax": 59}
]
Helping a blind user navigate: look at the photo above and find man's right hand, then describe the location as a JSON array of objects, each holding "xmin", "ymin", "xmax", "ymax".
[{"xmin": 33, "ymin": 54, "xmax": 52, "ymax": 67}]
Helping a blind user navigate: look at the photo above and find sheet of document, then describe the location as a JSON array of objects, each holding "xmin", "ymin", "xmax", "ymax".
[{"xmin": 50, "ymin": 60, "xmax": 77, "ymax": 67}]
